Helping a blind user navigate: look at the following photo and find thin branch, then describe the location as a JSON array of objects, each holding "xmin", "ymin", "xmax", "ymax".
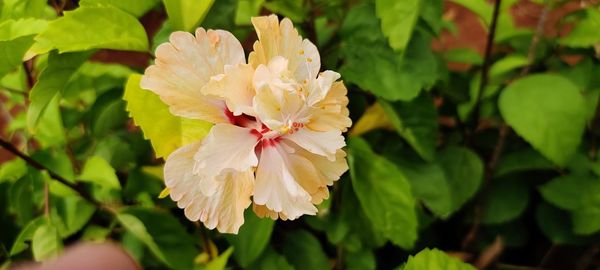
[
  {"xmin": 0, "ymin": 137, "xmax": 103, "ymax": 209},
  {"xmin": 473, "ymin": 0, "xmax": 503, "ymax": 121},
  {"xmin": 521, "ymin": 0, "xmax": 552, "ymax": 76}
]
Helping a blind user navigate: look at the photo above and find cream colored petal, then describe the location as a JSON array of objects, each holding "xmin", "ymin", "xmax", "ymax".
[
  {"xmin": 307, "ymin": 81, "xmax": 352, "ymax": 132},
  {"xmin": 184, "ymin": 170, "xmax": 254, "ymax": 234},
  {"xmin": 141, "ymin": 29, "xmax": 245, "ymax": 123},
  {"xmin": 248, "ymin": 15, "xmax": 320, "ymax": 83},
  {"xmin": 253, "ymin": 143, "xmax": 317, "ymax": 220},
  {"xmin": 194, "ymin": 124, "xmax": 260, "ymax": 179},
  {"xmin": 307, "ymin": 70, "xmax": 341, "ymax": 106},
  {"xmin": 164, "ymin": 142, "xmax": 252, "ymax": 233},
  {"xmin": 284, "ymin": 152, "xmax": 331, "ymax": 204},
  {"xmin": 252, "ymin": 82, "xmax": 307, "ymax": 131},
  {"xmin": 202, "ymin": 64, "xmax": 255, "ymax": 116},
  {"xmin": 283, "ymin": 128, "xmax": 345, "ymax": 160}
]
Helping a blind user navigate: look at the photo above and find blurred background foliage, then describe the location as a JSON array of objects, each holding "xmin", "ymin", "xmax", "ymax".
[{"xmin": 1, "ymin": 0, "xmax": 600, "ymax": 269}]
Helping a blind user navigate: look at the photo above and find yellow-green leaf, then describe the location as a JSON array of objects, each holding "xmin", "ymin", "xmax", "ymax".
[
  {"xmin": 123, "ymin": 74, "xmax": 212, "ymax": 158},
  {"xmin": 162, "ymin": 0, "xmax": 215, "ymax": 31}
]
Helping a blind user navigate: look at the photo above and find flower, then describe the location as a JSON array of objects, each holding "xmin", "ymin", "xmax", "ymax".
[{"xmin": 140, "ymin": 15, "xmax": 351, "ymax": 233}]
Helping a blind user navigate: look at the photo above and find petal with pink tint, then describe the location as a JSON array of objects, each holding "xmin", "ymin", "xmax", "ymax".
[
  {"xmin": 194, "ymin": 124, "xmax": 260, "ymax": 179},
  {"xmin": 141, "ymin": 29, "xmax": 245, "ymax": 123}
]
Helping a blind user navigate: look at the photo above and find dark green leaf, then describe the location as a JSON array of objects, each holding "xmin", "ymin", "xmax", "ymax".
[
  {"xmin": 226, "ymin": 210, "xmax": 275, "ymax": 267},
  {"xmin": 348, "ymin": 137, "xmax": 418, "ymax": 249},
  {"xmin": 436, "ymin": 146, "xmax": 484, "ymax": 213},
  {"xmin": 283, "ymin": 230, "xmax": 329, "ymax": 270}
]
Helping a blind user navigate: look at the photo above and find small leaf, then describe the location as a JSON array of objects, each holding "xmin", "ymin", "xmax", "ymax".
[
  {"xmin": 481, "ymin": 179, "xmax": 529, "ymax": 224},
  {"xmin": 248, "ymin": 247, "xmax": 294, "ymax": 270},
  {"xmin": 10, "ymin": 217, "xmax": 45, "ymax": 256},
  {"xmin": 206, "ymin": 247, "xmax": 234, "ymax": 270},
  {"xmin": 495, "ymin": 149, "xmax": 554, "ymax": 177},
  {"xmin": 27, "ymin": 51, "xmax": 91, "ymax": 131},
  {"xmin": 226, "ymin": 210, "xmax": 275, "ymax": 267},
  {"xmin": 349, "ymin": 102, "xmax": 394, "ymax": 136},
  {"xmin": 124, "ymin": 74, "xmax": 212, "ymax": 158},
  {"xmin": 282, "ymin": 230, "xmax": 329, "ymax": 270},
  {"xmin": 35, "ymin": 5, "xmax": 148, "ymax": 53},
  {"xmin": 117, "ymin": 213, "xmax": 170, "ymax": 266},
  {"xmin": 235, "ymin": 0, "xmax": 264, "ymax": 25},
  {"xmin": 345, "ymin": 249, "xmax": 376, "ymax": 270},
  {"xmin": 489, "ymin": 55, "xmax": 528, "ymax": 79},
  {"xmin": 348, "ymin": 137, "xmax": 418, "ymax": 249},
  {"xmin": 375, "ymin": 0, "xmax": 420, "ymax": 52},
  {"xmin": 162, "ymin": 0, "xmax": 215, "ymax": 31},
  {"xmin": 32, "ymin": 222, "xmax": 63, "ymax": 261},
  {"xmin": 158, "ymin": 187, "xmax": 170, "ymax": 199},
  {"xmin": 51, "ymin": 195, "xmax": 96, "ymax": 238},
  {"xmin": 403, "ymin": 248, "xmax": 476, "ymax": 270},
  {"xmin": 79, "ymin": 156, "xmax": 121, "ymax": 190},
  {"xmin": 559, "ymin": 8, "xmax": 600, "ymax": 48},
  {"xmin": 499, "ymin": 74, "xmax": 587, "ymax": 166},
  {"xmin": 379, "ymin": 93, "xmax": 438, "ymax": 161},
  {"xmin": 536, "ymin": 203, "xmax": 587, "ymax": 245},
  {"xmin": 437, "ymin": 146, "xmax": 484, "ymax": 212}
]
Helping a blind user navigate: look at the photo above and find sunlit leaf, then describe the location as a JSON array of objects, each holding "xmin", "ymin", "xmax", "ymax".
[
  {"xmin": 124, "ymin": 74, "xmax": 212, "ymax": 158},
  {"xmin": 559, "ymin": 8, "xmax": 600, "ymax": 48},
  {"xmin": 499, "ymin": 74, "xmax": 587, "ymax": 166},
  {"xmin": 162, "ymin": 0, "xmax": 215, "ymax": 31},
  {"xmin": 79, "ymin": 0, "xmax": 160, "ymax": 17},
  {"xmin": 35, "ymin": 5, "xmax": 148, "ymax": 53},
  {"xmin": 375, "ymin": 0, "xmax": 420, "ymax": 52},
  {"xmin": 32, "ymin": 222, "xmax": 63, "ymax": 261},
  {"xmin": 79, "ymin": 156, "xmax": 121, "ymax": 190}
]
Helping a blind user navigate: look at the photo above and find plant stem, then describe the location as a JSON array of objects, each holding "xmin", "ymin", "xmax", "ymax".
[
  {"xmin": 473, "ymin": 0, "xmax": 503, "ymax": 121},
  {"xmin": 0, "ymin": 137, "xmax": 102, "ymax": 209}
]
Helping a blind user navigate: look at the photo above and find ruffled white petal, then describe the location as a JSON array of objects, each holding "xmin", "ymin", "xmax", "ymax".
[
  {"xmin": 141, "ymin": 29, "xmax": 245, "ymax": 123},
  {"xmin": 202, "ymin": 64, "xmax": 255, "ymax": 116},
  {"xmin": 283, "ymin": 128, "xmax": 345, "ymax": 160},
  {"xmin": 253, "ymin": 143, "xmax": 317, "ymax": 220},
  {"xmin": 194, "ymin": 124, "xmax": 260, "ymax": 179},
  {"xmin": 164, "ymin": 142, "xmax": 253, "ymax": 234}
]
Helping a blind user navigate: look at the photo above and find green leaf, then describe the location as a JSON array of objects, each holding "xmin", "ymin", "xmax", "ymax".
[
  {"xmin": 9, "ymin": 217, "xmax": 45, "ymax": 256},
  {"xmin": 348, "ymin": 137, "xmax": 418, "ymax": 249},
  {"xmin": 341, "ymin": 4, "xmax": 438, "ymax": 101},
  {"xmin": 379, "ymin": 93, "xmax": 438, "ymax": 161},
  {"xmin": 375, "ymin": 0, "xmax": 420, "ymax": 51},
  {"xmin": 419, "ymin": 0, "xmax": 443, "ymax": 35},
  {"xmin": 540, "ymin": 174, "xmax": 600, "ymax": 234},
  {"xmin": 345, "ymin": 250, "xmax": 376, "ymax": 270},
  {"xmin": 489, "ymin": 55, "xmax": 528, "ymax": 79},
  {"xmin": 27, "ymin": 51, "xmax": 91, "ymax": 131},
  {"xmin": 0, "ymin": 158, "xmax": 27, "ymax": 183},
  {"xmin": 282, "ymin": 230, "xmax": 329, "ymax": 270},
  {"xmin": 248, "ymin": 247, "xmax": 294, "ymax": 270},
  {"xmin": 536, "ymin": 203, "xmax": 587, "ymax": 245},
  {"xmin": 0, "ymin": 0, "xmax": 50, "ymax": 19},
  {"xmin": 51, "ymin": 195, "xmax": 96, "ymax": 238},
  {"xmin": 481, "ymin": 179, "xmax": 529, "ymax": 224},
  {"xmin": 35, "ymin": 5, "xmax": 148, "ymax": 53},
  {"xmin": 443, "ymin": 48, "xmax": 483, "ymax": 65},
  {"xmin": 162, "ymin": 0, "xmax": 215, "ymax": 31},
  {"xmin": 124, "ymin": 74, "xmax": 212, "ymax": 158},
  {"xmin": 396, "ymin": 159, "xmax": 452, "ymax": 219},
  {"xmin": 206, "ymin": 247, "xmax": 234, "ymax": 270},
  {"xmin": 235, "ymin": 0, "xmax": 264, "ymax": 25},
  {"xmin": 403, "ymin": 248, "xmax": 476, "ymax": 270},
  {"xmin": 79, "ymin": 0, "xmax": 160, "ymax": 17},
  {"xmin": 79, "ymin": 156, "xmax": 121, "ymax": 190},
  {"xmin": 436, "ymin": 146, "xmax": 484, "ymax": 213},
  {"xmin": 559, "ymin": 8, "xmax": 600, "ymax": 48},
  {"xmin": 498, "ymin": 74, "xmax": 587, "ymax": 166},
  {"xmin": 32, "ymin": 222, "xmax": 63, "ymax": 261},
  {"xmin": 117, "ymin": 213, "xmax": 170, "ymax": 266},
  {"xmin": 0, "ymin": 35, "xmax": 34, "ymax": 77},
  {"xmin": 32, "ymin": 95, "xmax": 66, "ymax": 148},
  {"xmin": 9, "ymin": 171, "xmax": 43, "ymax": 225},
  {"xmin": 123, "ymin": 207, "xmax": 198, "ymax": 270},
  {"xmin": 226, "ymin": 210, "xmax": 275, "ymax": 267},
  {"xmin": 494, "ymin": 149, "xmax": 554, "ymax": 177}
]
